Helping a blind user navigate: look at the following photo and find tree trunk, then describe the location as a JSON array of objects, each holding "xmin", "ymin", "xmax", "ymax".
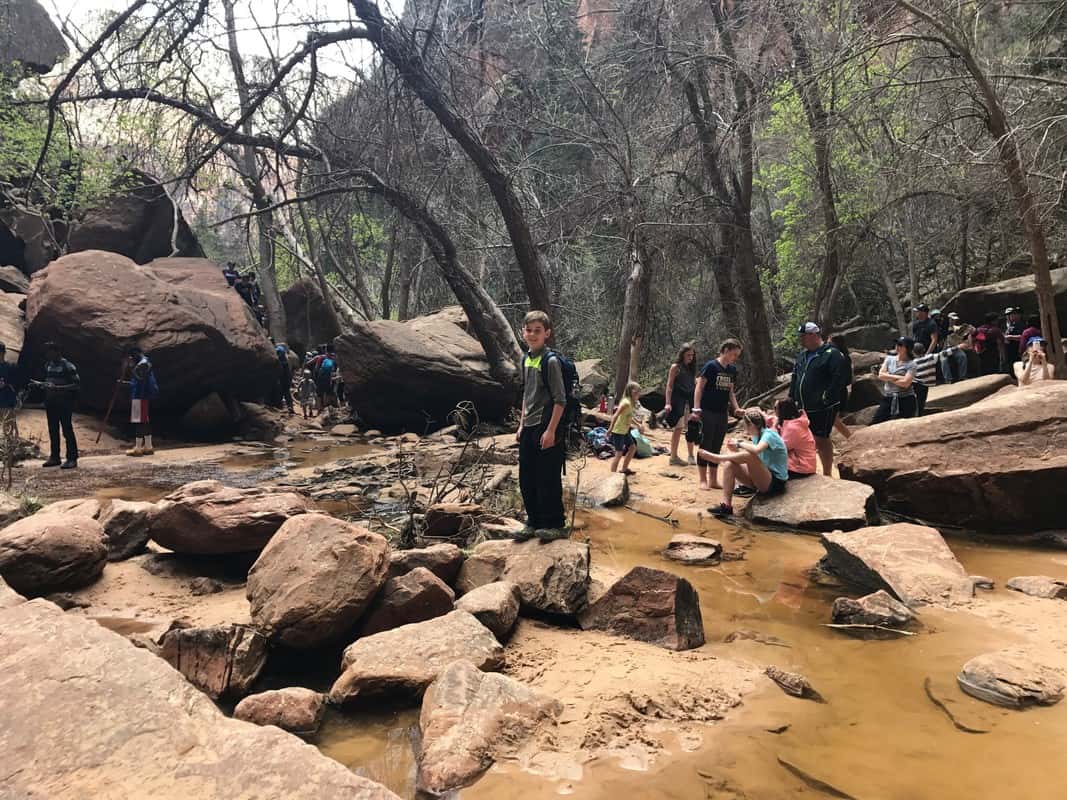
[
  {"xmin": 380, "ymin": 217, "xmax": 399, "ymax": 319},
  {"xmin": 613, "ymin": 227, "xmax": 656, "ymax": 400},
  {"xmin": 397, "ymin": 238, "xmax": 421, "ymax": 321},
  {"xmin": 896, "ymin": 0, "xmax": 1065, "ymax": 375},
  {"xmin": 879, "ymin": 264, "xmax": 908, "ymax": 337},
  {"xmin": 729, "ymin": 221, "xmax": 777, "ymax": 390},
  {"xmin": 221, "ymin": 0, "xmax": 286, "ymax": 341},
  {"xmin": 350, "ymin": 0, "xmax": 553, "ymax": 313}
]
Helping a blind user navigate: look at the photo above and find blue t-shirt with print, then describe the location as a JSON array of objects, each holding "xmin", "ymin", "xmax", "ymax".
[{"xmin": 756, "ymin": 428, "xmax": 789, "ymax": 482}]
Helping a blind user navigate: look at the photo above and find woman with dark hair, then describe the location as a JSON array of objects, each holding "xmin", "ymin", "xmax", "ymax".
[
  {"xmin": 699, "ymin": 408, "xmax": 788, "ymax": 517},
  {"xmin": 662, "ymin": 343, "xmax": 697, "ymax": 466},
  {"xmin": 827, "ymin": 334, "xmax": 853, "ymax": 439},
  {"xmin": 871, "ymin": 337, "xmax": 918, "ymax": 424},
  {"xmin": 768, "ymin": 398, "xmax": 817, "ymax": 478}
]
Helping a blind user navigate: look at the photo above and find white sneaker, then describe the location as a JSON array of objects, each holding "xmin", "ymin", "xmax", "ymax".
[{"xmin": 687, "ymin": 456, "xmax": 697, "ymax": 466}]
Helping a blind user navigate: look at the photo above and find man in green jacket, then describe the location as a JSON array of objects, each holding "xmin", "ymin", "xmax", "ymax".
[{"xmin": 788, "ymin": 323, "xmax": 850, "ymax": 476}]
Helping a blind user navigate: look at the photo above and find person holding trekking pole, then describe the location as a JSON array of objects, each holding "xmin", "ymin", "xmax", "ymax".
[
  {"xmin": 32, "ymin": 342, "xmax": 80, "ymax": 470},
  {"xmin": 119, "ymin": 346, "xmax": 158, "ymax": 456}
]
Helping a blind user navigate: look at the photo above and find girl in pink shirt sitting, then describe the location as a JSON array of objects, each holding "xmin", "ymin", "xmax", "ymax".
[{"xmin": 767, "ymin": 399, "xmax": 817, "ymax": 478}]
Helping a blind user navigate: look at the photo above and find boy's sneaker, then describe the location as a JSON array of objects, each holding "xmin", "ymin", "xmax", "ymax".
[
  {"xmin": 514, "ymin": 525, "xmax": 536, "ymax": 542},
  {"xmin": 42, "ymin": 458, "xmax": 61, "ymax": 468},
  {"xmin": 60, "ymin": 460, "xmax": 78, "ymax": 470},
  {"xmin": 733, "ymin": 485, "xmax": 757, "ymax": 497},
  {"xmin": 536, "ymin": 527, "xmax": 570, "ymax": 542},
  {"xmin": 708, "ymin": 503, "xmax": 733, "ymax": 517}
]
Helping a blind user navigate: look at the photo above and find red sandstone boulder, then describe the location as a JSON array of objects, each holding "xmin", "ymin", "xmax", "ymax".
[{"xmin": 0, "ymin": 513, "xmax": 107, "ymax": 595}]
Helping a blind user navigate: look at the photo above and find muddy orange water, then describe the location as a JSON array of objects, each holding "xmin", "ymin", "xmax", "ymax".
[{"xmin": 317, "ymin": 507, "xmax": 1067, "ymax": 799}]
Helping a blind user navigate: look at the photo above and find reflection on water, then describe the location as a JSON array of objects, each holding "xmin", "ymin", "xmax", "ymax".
[
  {"xmin": 315, "ymin": 504, "xmax": 1067, "ymax": 799},
  {"xmin": 316, "ymin": 708, "xmax": 421, "ymax": 798}
]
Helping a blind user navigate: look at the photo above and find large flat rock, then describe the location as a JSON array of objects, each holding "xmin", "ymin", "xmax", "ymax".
[
  {"xmin": 0, "ymin": 600, "xmax": 400, "ymax": 800},
  {"xmin": 329, "ymin": 610, "xmax": 504, "ymax": 705},
  {"xmin": 744, "ymin": 474, "xmax": 876, "ymax": 532},
  {"xmin": 838, "ymin": 381, "xmax": 1067, "ymax": 533},
  {"xmin": 923, "ymin": 374, "xmax": 1012, "ymax": 414},
  {"xmin": 957, "ymin": 648, "xmax": 1065, "ymax": 708},
  {"xmin": 820, "ymin": 523, "xmax": 974, "ymax": 607}
]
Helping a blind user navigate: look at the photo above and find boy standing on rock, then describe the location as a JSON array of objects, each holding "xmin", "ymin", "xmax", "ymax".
[
  {"xmin": 516, "ymin": 310, "xmax": 568, "ymax": 542},
  {"xmin": 36, "ymin": 341, "xmax": 79, "ymax": 470},
  {"xmin": 122, "ymin": 346, "xmax": 158, "ymax": 456}
]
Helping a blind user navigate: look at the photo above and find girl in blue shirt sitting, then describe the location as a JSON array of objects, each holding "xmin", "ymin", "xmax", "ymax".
[{"xmin": 699, "ymin": 408, "xmax": 788, "ymax": 517}]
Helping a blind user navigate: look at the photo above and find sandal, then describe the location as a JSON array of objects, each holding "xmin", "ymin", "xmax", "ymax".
[{"xmin": 621, "ymin": 469, "xmax": 636, "ymax": 476}]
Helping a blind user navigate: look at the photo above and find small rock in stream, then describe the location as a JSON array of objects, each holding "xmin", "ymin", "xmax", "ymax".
[
  {"xmin": 1005, "ymin": 575, "xmax": 1067, "ymax": 600},
  {"xmin": 957, "ymin": 648, "xmax": 1065, "ymax": 708},
  {"xmin": 970, "ymin": 575, "xmax": 995, "ymax": 590},
  {"xmin": 830, "ymin": 590, "xmax": 915, "ymax": 633},
  {"xmin": 764, "ymin": 666, "xmax": 825, "ymax": 702}
]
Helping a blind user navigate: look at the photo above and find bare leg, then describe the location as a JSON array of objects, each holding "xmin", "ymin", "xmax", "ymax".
[
  {"xmin": 815, "ymin": 435, "xmax": 834, "ymax": 476},
  {"xmin": 833, "ymin": 417, "xmax": 852, "ymax": 439},
  {"xmin": 622, "ymin": 445, "xmax": 637, "ymax": 471},
  {"xmin": 670, "ymin": 425, "xmax": 682, "ymax": 460},
  {"xmin": 610, "ymin": 451, "xmax": 623, "ymax": 472}
]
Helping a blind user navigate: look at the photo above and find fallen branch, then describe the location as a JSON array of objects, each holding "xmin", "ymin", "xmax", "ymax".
[
  {"xmin": 777, "ymin": 756, "xmax": 858, "ymax": 799},
  {"xmin": 623, "ymin": 505, "xmax": 680, "ymax": 528},
  {"xmin": 923, "ymin": 677, "xmax": 990, "ymax": 734},
  {"xmin": 823, "ymin": 623, "xmax": 916, "ymax": 637}
]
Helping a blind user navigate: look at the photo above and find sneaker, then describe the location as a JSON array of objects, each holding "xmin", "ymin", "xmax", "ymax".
[
  {"xmin": 125, "ymin": 447, "xmax": 143, "ymax": 457},
  {"xmin": 61, "ymin": 460, "xmax": 78, "ymax": 470},
  {"xmin": 514, "ymin": 525, "xmax": 536, "ymax": 542},
  {"xmin": 42, "ymin": 458, "xmax": 61, "ymax": 468},
  {"xmin": 669, "ymin": 456, "xmax": 688, "ymax": 467},
  {"xmin": 140, "ymin": 447, "xmax": 155, "ymax": 456},
  {"xmin": 536, "ymin": 527, "xmax": 570, "ymax": 542},
  {"xmin": 687, "ymin": 456, "xmax": 697, "ymax": 466},
  {"xmin": 733, "ymin": 485, "xmax": 757, "ymax": 497},
  {"xmin": 708, "ymin": 503, "xmax": 733, "ymax": 517}
]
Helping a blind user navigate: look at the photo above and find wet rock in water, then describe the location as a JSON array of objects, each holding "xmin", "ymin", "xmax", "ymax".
[
  {"xmin": 454, "ymin": 581, "xmax": 522, "ymax": 641},
  {"xmin": 248, "ymin": 514, "xmax": 389, "ymax": 648},
  {"xmin": 957, "ymin": 648, "xmax": 1065, "ymax": 708},
  {"xmin": 745, "ymin": 474, "xmax": 876, "ymax": 533},
  {"xmin": 98, "ymin": 499, "xmax": 157, "ymax": 561},
  {"xmin": 831, "ymin": 590, "xmax": 916, "ymax": 629},
  {"xmin": 158, "ymin": 623, "xmax": 268, "ymax": 700},
  {"xmin": 0, "ymin": 575, "xmax": 25, "ymax": 608},
  {"xmin": 334, "ymin": 310, "xmax": 514, "ymax": 430},
  {"xmin": 971, "ymin": 575, "xmax": 995, "ymax": 590},
  {"xmin": 388, "ymin": 543, "xmax": 466, "ymax": 586},
  {"xmin": 578, "ymin": 566, "xmax": 705, "ymax": 651},
  {"xmin": 765, "ymin": 666, "xmax": 825, "ymax": 702},
  {"xmin": 587, "ymin": 472, "xmax": 629, "ymax": 507},
  {"xmin": 424, "ymin": 502, "xmax": 482, "ymax": 538},
  {"xmin": 360, "ymin": 567, "xmax": 456, "ymax": 636},
  {"xmin": 24, "ymin": 252, "xmax": 277, "ymax": 412},
  {"xmin": 329, "ymin": 610, "xmax": 504, "ymax": 705},
  {"xmin": 38, "ymin": 497, "xmax": 102, "ymax": 518},
  {"xmin": 234, "ymin": 687, "xmax": 327, "ymax": 736},
  {"xmin": 820, "ymin": 524, "xmax": 973, "ymax": 607},
  {"xmin": 417, "ymin": 659, "xmax": 561, "ymax": 796},
  {"xmin": 923, "ymin": 374, "xmax": 1012, "ymax": 414},
  {"xmin": 838, "ymin": 381, "xmax": 1067, "ymax": 533},
  {"xmin": 331, "ymin": 423, "xmax": 358, "ymax": 437},
  {"xmin": 456, "ymin": 539, "xmax": 590, "ymax": 617},
  {"xmin": 0, "ymin": 600, "xmax": 400, "ymax": 799},
  {"xmin": 150, "ymin": 480, "xmax": 309, "ymax": 555},
  {"xmin": 663, "ymin": 534, "xmax": 722, "ymax": 565},
  {"xmin": 0, "ymin": 513, "xmax": 107, "ymax": 595},
  {"xmin": 1006, "ymin": 575, "xmax": 1067, "ymax": 600}
]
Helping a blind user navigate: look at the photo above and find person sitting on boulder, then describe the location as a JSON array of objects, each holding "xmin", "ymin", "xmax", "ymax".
[
  {"xmin": 35, "ymin": 341, "xmax": 80, "ymax": 469},
  {"xmin": 700, "ymin": 408, "xmax": 788, "ymax": 517},
  {"xmin": 911, "ymin": 342, "xmax": 938, "ymax": 416},
  {"xmin": 221, "ymin": 262, "xmax": 239, "ymax": 287},
  {"xmin": 1015, "ymin": 337, "xmax": 1055, "ymax": 385},
  {"xmin": 764, "ymin": 398, "xmax": 816, "ymax": 481},
  {"xmin": 1018, "ymin": 315, "xmax": 1042, "ymax": 355},
  {"xmin": 939, "ymin": 313, "xmax": 974, "ymax": 383},
  {"xmin": 121, "ymin": 346, "xmax": 158, "ymax": 456},
  {"xmin": 235, "ymin": 274, "xmax": 254, "ymax": 307},
  {"xmin": 871, "ymin": 337, "xmax": 918, "ymax": 424},
  {"xmin": 661, "ymin": 343, "xmax": 697, "ymax": 466}
]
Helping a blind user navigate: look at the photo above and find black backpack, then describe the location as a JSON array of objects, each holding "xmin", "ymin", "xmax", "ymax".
[{"xmin": 539, "ymin": 349, "xmax": 581, "ymax": 444}]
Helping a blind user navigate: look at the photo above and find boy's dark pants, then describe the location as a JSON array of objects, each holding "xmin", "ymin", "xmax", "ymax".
[
  {"xmin": 46, "ymin": 397, "xmax": 78, "ymax": 461},
  {"xmin": 915, "ymin": 382, "xmax": 929, "ymax": 415},
  {"xmin": 519, "ymin": 423, "xmax": 565, "ymax": 530}
]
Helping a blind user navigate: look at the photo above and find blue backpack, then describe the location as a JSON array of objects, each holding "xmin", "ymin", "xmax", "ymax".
[{"xmin": 319, "ymin": 357, "xmax": 335, "ymax": 379}]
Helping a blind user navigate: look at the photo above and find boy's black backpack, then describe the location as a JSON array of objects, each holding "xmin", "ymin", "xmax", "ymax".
[{"xmin": 539, "ymin": 349, "xmax": 581, "ymax": 445}]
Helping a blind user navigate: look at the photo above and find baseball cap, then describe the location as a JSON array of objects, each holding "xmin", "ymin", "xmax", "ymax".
[
  {"xmin": 894, "ymin": 336, "xmax": 916, "ymax": 348},
  {"xmin": 915, "ymin": 303, "xmax": 929, "ymax": 312},
  {"xmin": 931, "ymin": 308, "xmax": 941, "ymax": 315},
  {"xmin": 797, "ymin": 322, "xmax": 821, "ymax": 335},
  {"xmin": 1004, "ymin": 306, "xmax": 1018, "ymax": 314},
  {"xmin": 948, "ymin": 312, "xmax": 960, "ymax": 319}
]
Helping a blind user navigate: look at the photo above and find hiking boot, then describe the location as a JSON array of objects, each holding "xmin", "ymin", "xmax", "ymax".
[
  {"xmin": 60, "ymin": 460, "xmax": 78, "ymax": 470},
  {"xmin": 140, "ymin": 446, "xmax": 155, "ymax": 456},
  {"xmin": 513, "ymin": 525, "xmax": 536, "ymax": 542},
  {"xmin": 125, "ymin": 447, "xmax": 143, "ymax": 457},
  {"xmin": 669, "ymin": 455, "xmax": 688, "ymax": 467},
  {"xmin": 708, "ymin": 503, "xmax": 733, "ymax": 517},
  {"xmin": 42, "ymin": 458, "xmax": 61, "ymax": 468},
  {"xmin": 536, "ymin": 527, "xmax": 570, "ymax": 542}
]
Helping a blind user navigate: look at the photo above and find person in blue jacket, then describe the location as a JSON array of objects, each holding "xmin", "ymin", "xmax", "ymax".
[{"xmin": 121, "ymin": 346, "xmax": 158, "ymax": 457}]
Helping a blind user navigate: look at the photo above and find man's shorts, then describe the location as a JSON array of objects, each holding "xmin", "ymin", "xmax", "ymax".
[
  {"xmin": 806, "ymin": 407, "xmax": 838, "ymax": 439},
  {"xmin": 697, "ymin": 412, "xmax": 729, "ymax": 465},
  {"xmin": 130, "ymin": 399, "xmax": 150, "ymax": 424}
]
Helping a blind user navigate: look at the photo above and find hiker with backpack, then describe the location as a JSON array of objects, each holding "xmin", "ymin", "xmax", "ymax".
[
  {"xmin": 974, "ymin": 312, "xmax": 1006, "ymax": 376},
  {"xmin": 33, "ymin": 341, "xmax": 80, "ymax": 469},
  {"xmin": 315, "ymin": 347, "xmax": 338, "ymax": 410},
  {"xmin": 661, "ymin": 343, "xmax": 697, "ymax": 466},
  {"xmin": 120, "ymin": 346, "xmax": 159, "ymax": 456},
  {"xmin": 515, "ymin": 310, "xmax": 572, "ymax": 542},
  {"xmin": 788, "ymin": 323, "xmax": 850, "ymax": 476}
]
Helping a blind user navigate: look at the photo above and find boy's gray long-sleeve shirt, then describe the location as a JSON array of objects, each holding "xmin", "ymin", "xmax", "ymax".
[{"xmin": 522, "ymin": 349, "xmax": 566, "ymax": 428}]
